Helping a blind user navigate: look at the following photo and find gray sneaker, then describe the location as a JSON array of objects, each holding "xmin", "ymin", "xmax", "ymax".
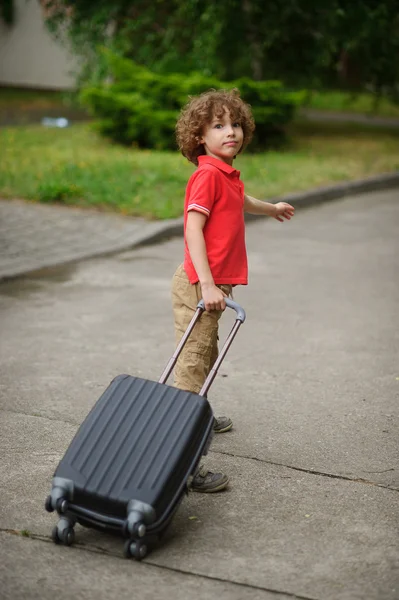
[
  {"xmin": 213, "ymin": 416, "xmax": 233, "ymax": 433},
  {"xmin": 191, "ymin": 466, "xmax": 230, "ymax": 493}
]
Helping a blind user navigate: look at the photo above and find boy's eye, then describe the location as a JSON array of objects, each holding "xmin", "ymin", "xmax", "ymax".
[{"xmin": 213, "ymin": 122, "xmax": 241, "ymax": 129}]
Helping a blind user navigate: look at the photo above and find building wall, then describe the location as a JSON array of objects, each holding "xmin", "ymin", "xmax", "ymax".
[{"xmin": 0, "ymin": 0, "xmax": 76, "ymax": 90}]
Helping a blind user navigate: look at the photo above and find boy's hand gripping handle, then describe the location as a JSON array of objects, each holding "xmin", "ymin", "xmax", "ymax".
[
  {"xmin": 197, "ymin": 298, "xmax": 246, "ymax": 323},
  {"xmin": 159, "ymin": 299, "xmax": 246, "ymax": 397}
]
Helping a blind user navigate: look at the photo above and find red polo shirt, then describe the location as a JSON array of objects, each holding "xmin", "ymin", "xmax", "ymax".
[{"xmin": 183, "ymin": 155, "xmax": 248, "ymax": 285}]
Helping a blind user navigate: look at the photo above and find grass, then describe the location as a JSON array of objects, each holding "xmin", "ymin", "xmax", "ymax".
[
  {"xmin": 20, "ymin": 529, "xmax": 31, "ymax": 537},
  {"xmin": 1, "ymin": 121, "xmax": 398, "ymax": 219},
  {"xmin": 303, "ymin": 89, "xmax": 399, "ymax": 118}
]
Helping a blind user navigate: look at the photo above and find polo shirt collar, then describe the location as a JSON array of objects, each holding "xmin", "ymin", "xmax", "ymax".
[{"xmin": 198, "ymin": 155, "xmax": 240, "ymax": 177}]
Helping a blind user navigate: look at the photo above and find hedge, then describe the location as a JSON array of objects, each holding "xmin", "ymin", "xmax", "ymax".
[{"xmin": 81, "ymin": 51, "xmax": 304, "ymax": 151}]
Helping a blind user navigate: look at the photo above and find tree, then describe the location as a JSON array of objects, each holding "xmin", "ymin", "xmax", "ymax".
[
  {"xmin": 334, "ymin": 1, "xmax": 399, "ymax": 99},
  {"xmin": 41, "ymin": 0, "xmax": 399, "ymax": 96}
]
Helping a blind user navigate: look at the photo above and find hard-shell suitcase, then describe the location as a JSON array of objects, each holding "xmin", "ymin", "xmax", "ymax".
[{"xmin": 45, "ymin": 299, "xmax": 246, "ymax": 560}]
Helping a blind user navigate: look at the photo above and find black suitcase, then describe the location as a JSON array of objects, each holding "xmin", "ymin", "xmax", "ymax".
[{"xmin": 45, "ymin": 298, "xmax": 246, "ymax": 560}]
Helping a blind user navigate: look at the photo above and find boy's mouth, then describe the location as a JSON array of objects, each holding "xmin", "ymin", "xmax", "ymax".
[{"xmin": 223, "ymin": 141, "xmax": 237, "ymax": 147}]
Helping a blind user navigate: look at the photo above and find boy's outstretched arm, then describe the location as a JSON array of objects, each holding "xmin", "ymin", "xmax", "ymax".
[
  {"xmin": 244, "ymin": 194, "xmax": 295, "ymax": 222},
  {"xmin": 186, "ymin": 211, "xmax": 227, "ymax": 312}
]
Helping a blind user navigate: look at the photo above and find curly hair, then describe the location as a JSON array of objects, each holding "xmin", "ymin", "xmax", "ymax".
[{"xmin": 176, "ymin": 88, "xmax": 255, "ymax": 166}]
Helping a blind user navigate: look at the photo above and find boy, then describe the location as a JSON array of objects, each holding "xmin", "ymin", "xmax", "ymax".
[{"xmin": 173, "ymin": 89, "xmax": 295, "ymax": 492}]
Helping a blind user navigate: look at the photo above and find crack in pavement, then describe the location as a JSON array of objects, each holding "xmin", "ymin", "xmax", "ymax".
[
  {"xmin": 0, "ymin": 528, "xmax": 320, "ymax": 600},
  {"xmin": 363, "ymin": 468, "xmax": 395, "ymax": 474},
  {"xmin": 2, "ymin": 410, "xmax": 397, "ymax": 491},
  {"xmin": 213, "ymin": 450, "xmax": 399, "ymax": 492},
  {"xmin": 1, "ymin": 407, "xmax": 80, "ymax": 426}
]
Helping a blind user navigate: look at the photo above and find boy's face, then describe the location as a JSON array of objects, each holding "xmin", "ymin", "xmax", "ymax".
[{"xmin": 200, "ymin": 109, "xmax": 243, "ymax": 166}]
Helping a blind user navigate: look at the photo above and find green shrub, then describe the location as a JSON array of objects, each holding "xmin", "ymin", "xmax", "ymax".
[{"xmin": 81, "ymin": 51, "xmax": 302, "ymax": 151}]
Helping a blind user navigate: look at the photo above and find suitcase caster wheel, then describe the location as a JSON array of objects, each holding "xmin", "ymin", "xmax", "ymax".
[
  {"xmin": 123, "ymin": 540, "xmax": 147, "ymax": 561},
  {"xmin": 51, "ymin": 526, "xmax": 61, "ymax": 544},
  {"xmin": 52, "ymin": 524, "xmax": 75, "ymax": 546},
  {"xmin": 61, "ymin": 527, "xmax": 75, "ymax": 546},
  {"xmin": 123, "ymin": 520, "xmax": 146, "ymax": 538},
  {"xmin": 123, "ymin": 539, "xmax": 132, "ymax": 558},
  {"xmin": 133, "ymin": 522, "xmax": 146, "ymax": 538},
  {"xmin": 56, "ymin": 498, "xmax": 69, "ymax": 514},
  {"xmin": 45, "ymin": 495, "xmax": 54, "ymax": 513}
]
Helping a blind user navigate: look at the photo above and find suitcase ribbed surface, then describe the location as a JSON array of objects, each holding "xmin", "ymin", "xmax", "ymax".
[{"xmin": 56, "ymin": 375, "xmax": 211, "ymax": 508}]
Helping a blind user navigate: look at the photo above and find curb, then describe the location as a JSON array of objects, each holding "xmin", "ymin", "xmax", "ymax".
[
  {"xmin": 1, "ymin": 172, "xmax": 398, "ymax": 282},
  {"xmin": 268, "ymin": 171, "xmax": 399, "ymax": 210},
  {"xmin": 141, "ymin": 171, "xmax": 399, "ymax": 242},
  {"xmin": 0, "ymin": 219, "xmax": 184, "ymax": 283}
]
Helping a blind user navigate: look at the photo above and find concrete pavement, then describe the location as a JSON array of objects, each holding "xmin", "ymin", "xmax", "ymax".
[
  {"xmin": 0, "ymin": 198, "xmax": 183, "ymax": 281},
  {"xmin": 0, "ymin": 188, "xmax": 398, "ymax": 599},
  {"xmin": 299, "ymin": 108, "xmax": 399, "ymax": 129}
]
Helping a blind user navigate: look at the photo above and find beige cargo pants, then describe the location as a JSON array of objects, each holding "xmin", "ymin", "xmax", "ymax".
[{"xmin": 171, "ymin": 264, "xmax": 232, "ymax": 394}]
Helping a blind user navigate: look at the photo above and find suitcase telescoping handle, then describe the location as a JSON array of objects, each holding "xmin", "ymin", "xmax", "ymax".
[{"xmin": 159, "ymin": 298, "xmax": 246, "ymax": 397}]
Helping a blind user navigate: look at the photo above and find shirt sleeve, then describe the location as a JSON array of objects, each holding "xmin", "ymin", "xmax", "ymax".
[{"xmin": 187, "ymin": 168, "xmax": 218, "ymax": 218}]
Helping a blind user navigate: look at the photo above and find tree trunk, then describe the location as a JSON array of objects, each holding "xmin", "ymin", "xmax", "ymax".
[{"xmin": 242, "ymin": 0, "xmax": 263, "ymax": 80}]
